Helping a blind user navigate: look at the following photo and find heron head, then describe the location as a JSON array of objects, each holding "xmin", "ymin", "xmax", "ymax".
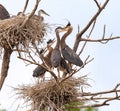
[
  {"xmin": 55, "ymin": 26, "xmax": 65, "ymax": 32},
  {"xmin": 63, "ymin": 21, "xmax": 73, "ymax": 32},
  {"xmin": 17, "ymin": 12, "xmax": 25, "ymax": 16},
  {"xmin": 38, "ymin": 9, "xmax": 50, "ymax": 16}
]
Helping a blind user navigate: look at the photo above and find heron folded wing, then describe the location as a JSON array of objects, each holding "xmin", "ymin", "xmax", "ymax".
[{"xmin": 62, "ymin": 46, "xmax": 83, "ymax": 67}]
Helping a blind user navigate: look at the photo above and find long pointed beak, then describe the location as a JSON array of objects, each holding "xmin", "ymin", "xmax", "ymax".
[
  {"xmin": 65, "ymin": 21, "xmax": 71, "ymax": 28},
  {"xmin": 40, "ymin": 9, "xmax": 50, "ymax": 16}
]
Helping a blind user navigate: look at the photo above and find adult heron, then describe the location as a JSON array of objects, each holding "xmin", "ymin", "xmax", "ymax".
[
  {"xmin": 0, "ymin": 4, "xmax": 10, "ymax": 20},
  {"xmin": 50, "ymin": 27, "xmax": 62, "ymax": 68},
  {"xmin": 61, "ymin": 22, "xmax": 83, "ymax": 67},
  {"xmin": 51, "ymin": 27, "xmax": 71, "ymax": 77}
]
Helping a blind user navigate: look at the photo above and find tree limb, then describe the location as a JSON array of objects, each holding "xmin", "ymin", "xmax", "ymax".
[
  {"xmin": 78, "ymin": 36, "xmax": 120, "ymax": 43},
  {"xmin": 0, "ymin": 48, "xmax": 13, "ymax": 90},
  {"xmin": 73, "ymin": 0, "xmax": 109, "ymax": 52},
  {"xmin": 20, "ymin": 0, "xmax": 41, "ymax": 27},
  {"xmin": 22, "ymin": 0, "xmax": 29, "ymax": 14}
]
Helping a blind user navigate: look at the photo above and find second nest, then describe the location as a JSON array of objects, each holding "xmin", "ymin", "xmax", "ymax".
[
  {"xmin": 15, "ymin": 76, "xmax": 89, "ymax": 111},
  {"xmin": 0, "ymin": 15, "xmax": 49, "ymax": 50}
]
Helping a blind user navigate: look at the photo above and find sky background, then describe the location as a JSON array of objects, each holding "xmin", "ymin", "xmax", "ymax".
[{"xmin": 0, "ymin": 0, "xmax": 120, "ymax": 111}]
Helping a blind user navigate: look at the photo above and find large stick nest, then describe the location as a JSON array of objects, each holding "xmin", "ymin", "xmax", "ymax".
[
  {"xmin": 0, "ymin": 15, "xmax": 48, "ymax": 50},
  {"xmin": 15, "ymin": 76, "xmax": 89, "ymax": 111}
]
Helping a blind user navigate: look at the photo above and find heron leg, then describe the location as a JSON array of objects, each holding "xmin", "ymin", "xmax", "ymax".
[
  {"xmin": 57, "ymin": 67, "xmax": 60, "ymax": 78},
  {"xmin": 62, "ymin": 72, "xmax": 67, "ymax": 78}
]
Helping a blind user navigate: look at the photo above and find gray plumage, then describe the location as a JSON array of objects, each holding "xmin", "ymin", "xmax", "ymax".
[
  {"xmin": 61, "ymin": 22, "xmax": 83, "ymax": 67},
  {"xmin": 51, "ymin": 27, "xmax": 61, "ymax": 68},
  {"xmin": 62, "ymin": 45, "xmax": 83, "ymax": 66},
  {"xmin": 0, "ymin": 4, "xmax": 10, "ymax": 20},
  {"xmin": 33, "ymin": 65, "xmax": 46, "ymax": 77},
  {"xmin": 33, "ymin": 46, "xmax": 53, "ymax": 78},
  {"xmin": 51, "ymin": 49, "xmax": 61, "ymax": 67}
]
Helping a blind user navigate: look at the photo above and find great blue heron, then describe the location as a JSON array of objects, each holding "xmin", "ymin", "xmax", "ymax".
[
  {"xmin": 0, "ymin": 4, "xmax": 10, "ymax": 20},
  {"xmin": 33, "ymin": 45, "xmax": 53, "ymax": 78},
  {"xmin": 61, "ymin": 22, "xmax": 83, "ymax": 67},
  {"xmin": 33, "ymin": 65, "xmax": 46, "ymax": 78},
  {"xmin": 51, "ymin": 27, "xmax": 71, "ymax": 77},
  {"xmin": 32, "ymin": 9, "xmax": 49, "ymax": 22},
  {"xmin": 50, "ymin": 27, "xmax": 61, "ymax": 68}
]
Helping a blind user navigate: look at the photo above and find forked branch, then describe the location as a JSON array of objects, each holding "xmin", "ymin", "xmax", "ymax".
[
  {"xmin": 69, "ymin": 83, "xmax": 120, "ymax": 108},
  {"xmin": 79, "ymin": 36, "xmax": 120, "ymax": 43},
  {"xmin": 20, "ymin": 0, "xmax": 41, "ymax": 27},
  {"xmin": 73, "ymin": 0, "xmax": 109, "ymax": 52}
]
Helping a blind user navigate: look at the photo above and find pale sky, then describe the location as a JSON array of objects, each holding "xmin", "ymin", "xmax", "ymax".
[{"xmin": 0, "ymin": 0, "xmax": 120, "ymax": 111}]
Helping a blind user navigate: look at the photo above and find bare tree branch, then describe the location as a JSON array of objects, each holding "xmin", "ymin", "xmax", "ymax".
[
  {"xmin": 69, "ymin": 83, "xmax": 120, "ymax": 108},
  {"xmin": 18, "ymin": 56, "xmax": 59, "ymax": 83},
  {"xmin": 22, "ymin": 0, "xmax": 29, "ymax": 14},
  {"xmin": 20, "ymin": 0, "xmax": 41, "ymax": 27},
  {"xmin": 78, "ymin": 20, "xmax": 96, "ymax": 56},
  {"xmin": 60, "ymin": 56, "xmax": 94, "ymax": 84},
  {"xmin": 0, "ymin": 48, "xmax": 13, "ymax": 90},
  {"xmin": 94, "ymin": 0, "xmax": 101, "ymax": 9},
  {"xmin": 78, "ymin": 36, "xmax": 120, "ymax": 43},
  {"xmin": 73, "ymin": 0, "xmax": 109, "ymax": 52}
]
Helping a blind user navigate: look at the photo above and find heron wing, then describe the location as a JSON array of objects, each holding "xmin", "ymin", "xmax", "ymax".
[
  {"xmin": 62, "ymin": 46, "xmax": 83, "ymax": 66},
  {"xmin": 51, "ymin": 49, "xmax": 61, "ymax": 67},
  {"xmin": 0, "ymin": 4, "xmax": 10, "ymax": 20},
  {"xmin": 33, "ymin": 66, "xmax": 46, "ymax": 77}
]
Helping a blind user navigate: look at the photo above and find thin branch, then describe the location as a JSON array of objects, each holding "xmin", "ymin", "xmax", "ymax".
[
  {"xmin": 18, "ymin": 56, "xmax": 59, "ymax": 83},
  {"xmin": 78, "ymin": 20, "xmax": 96, "ymax": 56},
  {"xmin": 68, "ymin": 83, "xmax": 120, "ymax": 108},
  {"xmin": 81, "ymin": 83, "xmax": 120, "ymax": 97},
  {"xmin": 73, "ymin": 0, "xmax": 109, "ymax": 52},
  {"xmin": 60, "ymin": 56, "xmax": 94, "ymax": 84},
  {"xmin": 20, "ymin": 0, "xmax": 41, "ymax": 27},
  {"xmin": 94, "ymin": 0, "xmax": 101, "ymax": 9},
  {"xmin": 78, "ymin": 24, "xmax": 80, "ymax": 33},
  {"xmin": 22, "ymin": 0, "xmax": 29, "ymax": 14},
  {"xmin": 102, "ymin": 25, "xmax": 106, "ymax": 39},
  {"xmin": 79, "ymin": 36, "xmax": 120, "ymax": 43}
]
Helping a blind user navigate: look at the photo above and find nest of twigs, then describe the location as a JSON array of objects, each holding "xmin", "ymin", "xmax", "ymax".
[
  {"xmin": 0, "ymin": 15, "xmax": 48, "ymax": 52},
  {"xmin": 15, "ymin": 76, "xmax": 89, "ymax": 111}
]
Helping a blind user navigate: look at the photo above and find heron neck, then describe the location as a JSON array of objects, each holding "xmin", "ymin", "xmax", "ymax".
[
  {"xmin": 55, "ymin": 31, "xmax": 60, "ymax": 48},
  {"xmin": 61, "ymin": 28, "xmax": 73, "ymax": 47}
]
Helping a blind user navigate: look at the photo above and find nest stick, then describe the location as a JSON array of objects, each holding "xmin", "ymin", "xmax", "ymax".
[{"xmin": 0, "ymin": 48, "xmax": 13, "ymax": 90}]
